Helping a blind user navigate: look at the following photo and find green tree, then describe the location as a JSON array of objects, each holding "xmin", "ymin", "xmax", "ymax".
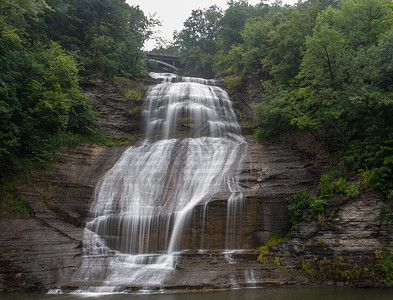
[
  {"xmin": 1, "ymin": 42, "xmax": 97, "ymax": 173},
  {"xmin": 262, "ymin": 2, "xmax": 321, "ymax": 84},
  {"xmin": 175, "ymin": 6, "xmax": 223, "ymax": 77},
  {"xmin": 1, "ymin": 0, "xmax": 155, "ymax": 179},
  {"xmin": 44, "ymin": 0, "xmax": 152, "ymax": 76},
  {"xmin": 340, "ymin": 0, "xmax": 393, "ymax": 47},
  {"xmin": 216, "ymin": 0, "xmax": 257, "ymax": 52},
  {"xmin": 0, "ymin": 0, "xmax": 97, "ymax": 175},
  {"xmin": 299, "ymin": 7, "xmax": 349, "ymax": 89}
]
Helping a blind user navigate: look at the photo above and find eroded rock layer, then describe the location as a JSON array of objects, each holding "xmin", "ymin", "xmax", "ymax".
[
  {"xmin": 2, "ymin": 75, "xmax": 389, "ymax": 292},
  {"xmin": 0, "ymin": 133, "xmax": 319, "ymax": 292}
]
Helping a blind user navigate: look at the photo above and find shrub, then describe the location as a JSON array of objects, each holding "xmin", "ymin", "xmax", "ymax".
[
  {"xmin": 375, "ymin": 247, "xmax": 393, "ymax": 283},
  {"xmin": 334, "ymin": 177, "xmax": 361, "ymax": 198},
  {"xmin": 319, "ymin": 173, "xmax": 335, "ymax": 198},
  {"xmin": 360, "ymin": 167, "xmax": 392, "ymax": 192},
  {"xmin": 257, "ymin": 232, "xmax": 287, "ymax": 261},
  {"xmin": 308, "ymin": 196, "xmax": 326, "ymax": 221},
  {"xmin": 223, "ymin": 74, "xmax": 244, "ymax": 91},
  {"xmin": 378, "ymin": 202, "xmax": 393, "ymax": 227},
  {"xmin": 287, "ymin": 190, "xmax": 309, "ymax": 229},
  {"xmin": 124, "ymin": 89, "xmax": 143, "ymax": 101}
]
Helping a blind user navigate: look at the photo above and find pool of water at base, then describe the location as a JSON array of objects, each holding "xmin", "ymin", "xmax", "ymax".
[{"xmin": 2, "ymin": 288, "xmax": 393, "ymax": 300}]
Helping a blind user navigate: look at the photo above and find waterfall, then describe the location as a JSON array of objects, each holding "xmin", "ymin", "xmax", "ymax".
[{"xmin": 73, "ymin": 73, "xmax": 248, "ymax": 293}]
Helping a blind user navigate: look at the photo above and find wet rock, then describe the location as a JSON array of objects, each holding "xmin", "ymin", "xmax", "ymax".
[
  {"xmin": 0, "ymin": 144, "xmax": 128, "ymax": 292},
  {"xmin": 273, "ymin": 191, "xmax": 393, "ymax": 285},
  {"xmin": 0, "ymin": 75, "xmax": 321, "ymax": 292},
  {"xmin": 81, "ymin": 76, "xmax": 153, "ymax": 139}
]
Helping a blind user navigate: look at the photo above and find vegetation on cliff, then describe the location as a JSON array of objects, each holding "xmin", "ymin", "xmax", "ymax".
[
  {"xmin": 0, "ymin": 0, "xmax": 153, "ymax": 180},
  {"xmin": 168, "ymin": 0, "xmax": 393, "ymax": 285},
  {"xmin": 172, "ymin": 0, "xmax": 393, "ymax": 196}
]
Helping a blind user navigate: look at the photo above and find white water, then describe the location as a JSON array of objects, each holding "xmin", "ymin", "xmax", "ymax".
[{"xmin": 73, "ymin": 73, "xmax": 248, "ymax": 292}]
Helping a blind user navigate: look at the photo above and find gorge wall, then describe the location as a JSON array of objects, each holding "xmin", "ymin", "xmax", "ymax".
[
  {"xmin": 0, "ymin": 74, "xmax": 390, "ymax": 292},
  {"xmin": 0, "ymin": 75, "xmax": 318, "ymax": 292},
  {"xmin": 228, "ymin": 74, "xmax": 393, "ymax": 287}
]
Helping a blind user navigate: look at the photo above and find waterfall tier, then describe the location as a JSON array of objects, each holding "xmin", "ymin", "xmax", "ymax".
[{"xmin": 73, "ymin": 73, "xmax": 249, "ymax": 293}]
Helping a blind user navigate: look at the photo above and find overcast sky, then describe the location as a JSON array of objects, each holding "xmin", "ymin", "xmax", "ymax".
[{"xmin": 127, "ymin": 0, "xmax": 299, "ymax": 50}]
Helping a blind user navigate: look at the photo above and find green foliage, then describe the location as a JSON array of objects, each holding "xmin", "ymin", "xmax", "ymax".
[
  {"xmin": 340, "ymin": 0, "xmax": 393, "ymax": 47},
  {"xmin": 341, "ymin": 180, "xmax": 361, "ymax": 198},
  {"xmin": 213, "ymin": 45, "xmax": 245, "ymax": 76},
  {"xmin": 378, "ymin": 201, "xmax": 393, "ymax": 227},
  {"xmin": 375, "ymin": 247, "xmax": 393, "ymax": 283},
  {"xmin": 378, "ymin": 201, "xmax": 388, "ymax": 221},
  {"xmin": 114, "ymin": 76, "xmax": 144, "ymax": 102},
  {"xmin": 308, "ymin": 196, "xmax": 327, "ymax": 221},
  {"xmin": 0, "ymin": 182, "xmax": 31, "ymax": 216},
  {"xmin": 287, "ymin": 170, "xmax": 362, "ymax": 227},
  {"xmin": 264, "ymin": 232, "xmax": 287, "ymax": 248},
  {"xmin": 124, "ymin": 90, "xmax": 143, "ymax": 102},
  {"xmin": 0, "ymin": 41, "xmax": 98, "ymax": 176},
  {"xmin": 287, "ymin": 190, "xmax": 309, "ymax": 229},
  {"xmin": 253, "ymin": 81, "xmax": 294, "ymax": 141},
  {"xmin": 301, "ymin": 259, "xmax": 313, "ymax": 276},
  {"xmin": 175, "ymin": 5, "xmax": 223, "ymax": 77},
  {"xmin": 44, "ymin": 0, "xmax": 153, "ymax": 77},
  {"xmin": 171, "ymin": 0, "xmax": 393, "ymax": 187},
  {"xmin": 319, "ymin": 172, "xmax": 361, "ymax": 198},
  {"xmin": 222, "ymin": 73, "xmax": 244, "ymax": 91},
  {"xmin": 360, "ymin": 167, "xmax": 393, "ymax": 192},
  {"xmin": 257, "ymin": 232, "xmax": 287, "ymax": 261},
  {"xmin": 319, "ymin": 173, "xmax": 336, "ymax": 198},
  {"xmin": 216, "ymin": 0, "xmax": 257, "ymax": 52},
  {"xmin": 0, "ymin": 0, "xmax": 155, "ymax": 180}
]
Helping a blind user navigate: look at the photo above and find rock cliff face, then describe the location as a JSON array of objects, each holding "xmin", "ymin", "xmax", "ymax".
[
  {"xmin": 272, "ymin": 191, "xmax": 393, "ymax": 286},
  {"xmin": 173, "ymin": 137, "xmax": 318, "ymax": 251},
  {"xmin": 0, "ymin": 137, "xmax": 318, "ymax": 292},
  {"xmin": 0, "ymin": 144, "xmax": 127, "ymax": 292},
  {"xmin": 1, "ymin": 74, "xmax": 390, "ymax": 292},
  {"xmin": 80, "ymin": 75, "xmax": 155, "ymax": 139},
  {"xmin": 0, "ymin": 74, "xmax": 319, "ymax": 292}
]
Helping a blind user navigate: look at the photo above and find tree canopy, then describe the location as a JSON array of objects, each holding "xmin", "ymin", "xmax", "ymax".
[
  {"xmin": 0, "ymin": 0, "xmax": 153, "ymax": 178},
  {"xmin": 174, "ymin": 0, "xmax": 393, "ymax": 193}
]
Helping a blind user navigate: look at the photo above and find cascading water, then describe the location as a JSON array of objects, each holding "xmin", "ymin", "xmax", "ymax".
[{"xmin": 73, "ymin": 73, "xmax": 249, "ymax": 293}]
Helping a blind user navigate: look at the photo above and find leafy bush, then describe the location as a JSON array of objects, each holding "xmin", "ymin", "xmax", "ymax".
[
  {"xmin": 378, "ymin": 202, "xmax": 393, "ymax": 227},
  {"xmin": 360, "ymin": 167, "xmax": 393, "ymax": 192},
  {"xmin": 308, "ymin": 196, "xmax": 327, "ymax": 221},
  {"xmin": 376, "ymin": 247, "xmax": 393, "ymax": 283},
  {"xmin": 0, "ymin": 42, "xmax": 99, "ymax": 176},
  {"xmin": 223, "ymin": 74, "xmax": 244, "ymax": 91},
  {"xmin": 333, "ymin": 177, "xmax": 361, "ymax": 198},
  {"xmin": 287, "ymin": 190, "xmax": 309, "ymax": 228},
  {"xmin": 124, "ymin": 90, "xmax": 143, "ymax": 102},
  {"xmin": 319, "ymin": 173, "xmax": 335, "ymax": 198},
  {"xmin": 257, "ymin": 232, "xmax": 287, "ymax": 261},
  {"xmin": 319, "ymin": 171, "xmax": 361, "ymax": 199}
]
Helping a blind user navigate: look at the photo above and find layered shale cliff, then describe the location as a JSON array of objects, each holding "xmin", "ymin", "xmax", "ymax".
[
  {"xmin": 0, "ymin": 75, "xmax": 391, "ymax": 292},
  {"xmin": 228, "ymin": 76, "xmax": 393, "ymax": 287}
]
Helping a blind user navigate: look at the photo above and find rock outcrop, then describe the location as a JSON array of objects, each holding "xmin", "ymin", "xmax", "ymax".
[
  {"xmin": 0, "ymin": 144, "xmax": 127, "ymax": 292},
  {"xmin": 0, "ymin": 131, "xmax": 318, "ymax": 292},
  {"xmin": 167, "ymin": 136, "xmax": 319, "ymax": 252},
  {"xmin": 272, "ymin": 191, "xmax": 393, "ymax": 286},
  {"xmin": 1, "ymin": 74, "xmax": 390, "ymax": 293},
  {"xmin": 80, "ymin": 75, "xmax": 155, "ymax": 139}
]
